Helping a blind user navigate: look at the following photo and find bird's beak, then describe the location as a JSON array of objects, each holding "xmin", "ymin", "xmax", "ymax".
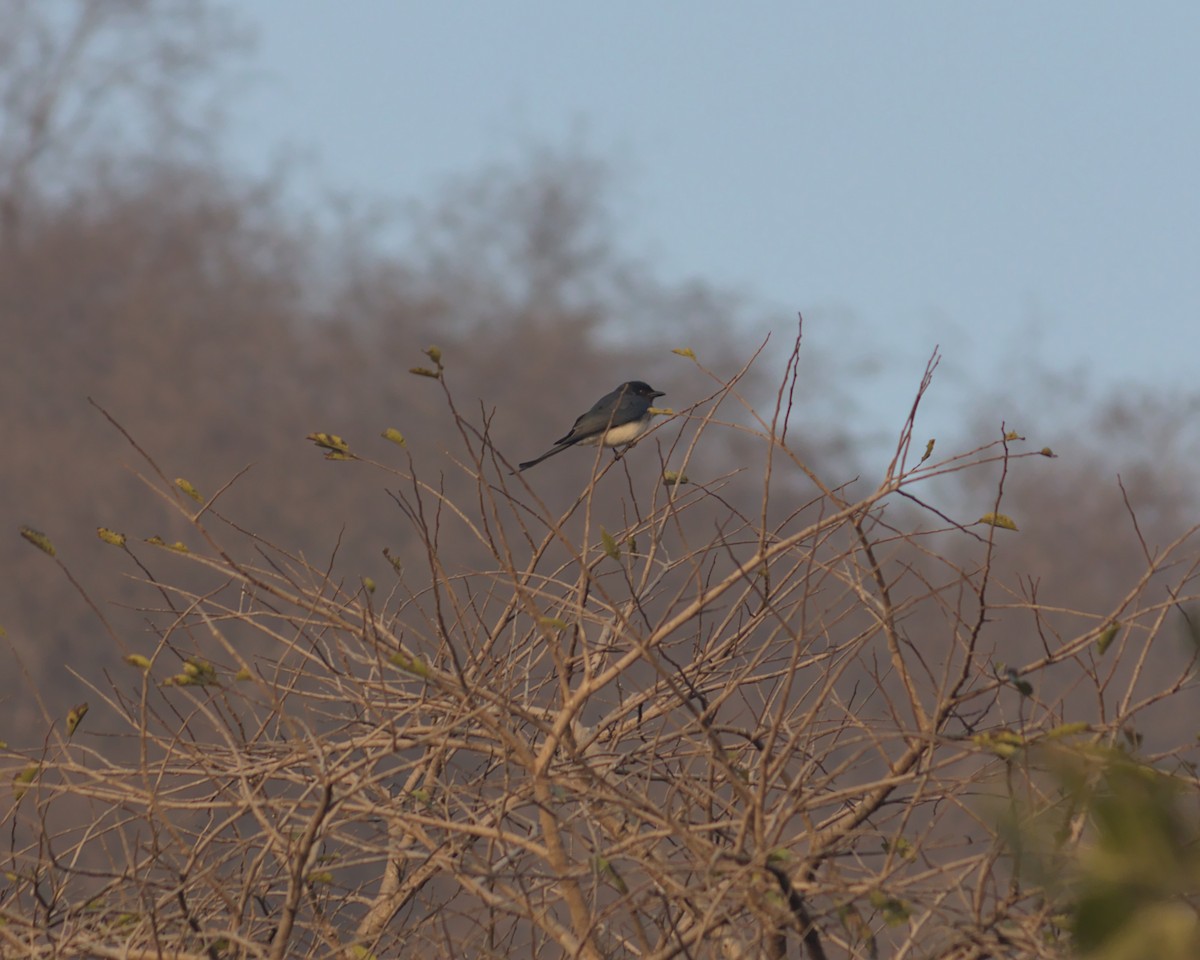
[{"xmin": 652, "ymin": 390, "xmax": 665, "ymax": 399}]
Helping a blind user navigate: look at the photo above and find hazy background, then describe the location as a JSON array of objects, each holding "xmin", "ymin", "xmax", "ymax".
[
  {"xmin": 3, "ymin": 1, "xmax": 1198, "ymax": 728},
  {"xmin": 227, "ymin": 3, "xmax": 1200, "ymax": 443}
]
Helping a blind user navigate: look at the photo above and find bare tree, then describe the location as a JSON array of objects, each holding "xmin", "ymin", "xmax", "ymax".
[
  {"xmin": 5, "ymin": 326, "xmax": 1196, "ymax": 958},
  {"xmin": 0, "ymin": 0, "xmax": 248, "ymax": 242}
]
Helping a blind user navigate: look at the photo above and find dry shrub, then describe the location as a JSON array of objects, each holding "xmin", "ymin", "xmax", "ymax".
[{"xmin": 4, "ymin": 328, "xmax": 1198, "ymax": 960}]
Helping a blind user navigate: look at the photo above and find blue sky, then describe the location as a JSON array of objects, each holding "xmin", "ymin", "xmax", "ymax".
[{"xmin": 226, "ymin": 4, "xmax": 1200, "ymax": 445}]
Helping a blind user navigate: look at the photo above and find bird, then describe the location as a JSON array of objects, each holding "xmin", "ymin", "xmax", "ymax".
[{"xmin": 517, "ymin": 380, "xmax": 666, "ymax": 472}]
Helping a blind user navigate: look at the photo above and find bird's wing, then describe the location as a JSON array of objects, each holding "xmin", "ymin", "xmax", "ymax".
[{"xmin": 556, "ymin": 385, "xmax": 623, "ymax": 444}]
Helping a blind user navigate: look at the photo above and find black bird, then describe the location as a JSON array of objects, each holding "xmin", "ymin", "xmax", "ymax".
[{"xmin": 518, "ymin": 380, "xmax": 665, "ymax": 471}]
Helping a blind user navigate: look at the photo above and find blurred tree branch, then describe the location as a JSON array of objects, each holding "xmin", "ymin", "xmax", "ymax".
[{"xmin": 0, "ymin": 0, "xmax": 248, "ymax": 243}]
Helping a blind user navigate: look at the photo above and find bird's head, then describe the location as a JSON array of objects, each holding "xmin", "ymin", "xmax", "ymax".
[{"xmin": 625, "ymin": 381, "xmax": 665, "ymax": 400}]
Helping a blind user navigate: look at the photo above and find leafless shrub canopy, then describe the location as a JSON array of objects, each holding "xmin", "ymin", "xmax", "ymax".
[{"xmin": 5, "ymin": 330, "xmax": 1197, "ymax": 959}]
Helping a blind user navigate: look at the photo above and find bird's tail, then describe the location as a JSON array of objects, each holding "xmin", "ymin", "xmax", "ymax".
[{"xmin": 517, "ymin": 443, "xmax": 572, "ymax": 472}]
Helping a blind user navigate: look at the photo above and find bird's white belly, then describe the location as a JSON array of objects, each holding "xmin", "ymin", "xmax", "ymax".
[{"xmin": 583, "ymin": 417, "xmax": 651, "ymax": 448}]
